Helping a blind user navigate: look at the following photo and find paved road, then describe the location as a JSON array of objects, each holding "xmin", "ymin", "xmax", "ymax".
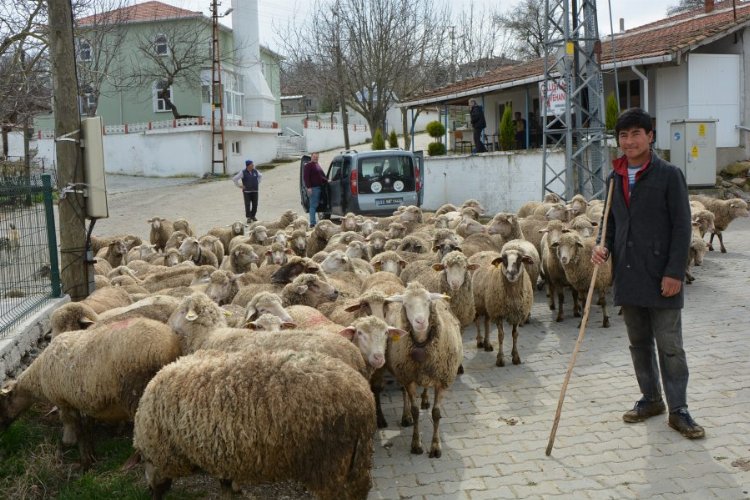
[{"xmin": 92, "ymin": 139, "xmax": 750, "ymax": 498}]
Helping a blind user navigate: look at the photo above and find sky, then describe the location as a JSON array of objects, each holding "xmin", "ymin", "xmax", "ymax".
[{"xmin": 142, "ymin": 0, "xmax": 677, "ymax": 53}]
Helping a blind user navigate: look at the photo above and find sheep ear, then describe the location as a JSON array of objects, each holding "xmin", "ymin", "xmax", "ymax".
[
  {"xmin": 399, "ymin": 260, "xmax": 407, "ymax": 269},
  {"xmin": 285, "ymin": 248, "xmax": 295, "ymax": 255},
  {"xmin": 562, "ymin": 228, "xmax": 571, "ymax": 233},
  {"xmin": 467, "ymin": 263, "xmax": 479, "ymax": 271},
  {"xmin": 550, "ymin": 241, "xmax": 559, "ymax": 248},
  {"xmin": 344, "ymin": 302, "xmax": 363, "ymax": 312},
  {"xmin": 387, "ymin": 327, "xmax": 407, "ymax": 341},
  {"xmin": 246, "ymin": 320, "xmax": 261, "ymax": 330},
  {"xmin": 372, "ymin": 261, "xmax": 382, "ymax": 271},
  {"xmin": 281, "ymin": 322, "xmax": 297, "ymax": 329},
  {"xmin": 147, "ymin": 218, "xmax": 154, "ymax": 223},
  {"xmin": 521, "ymin": 255, "xmax": 534, "ymax": 264},
  {"xmin": 294, "ymin": 284, "xmax": 308, "ymax": 295},
  {"xmin": 429, "ymin": 292, "xmax": 450, "ymax": 301},
  {"xmin": 432, "ymin": 263, "xmax": 445, "ymax": 271},
  {"xmin": 264, "ymin": 250, "xmax": 272, "ymax": 257},
  {"xmin": 338, "ymin": 326, "xmax": 356, "ymax": 340},
  {"xmin": 385, "ymin": 294, "xmax": 404, "ymax": 303},
  {"xmin": 244, "ymin": 305, "xmax": 257, "ymax": 321},
  {"xmin": 491, "ymin": 257, "xmax": 503, "ymax": 267},
  {"xmin": 576, "ymin": 240, "xmax": 584, "ymax": 248},
  {"xmin": 79, "ymin": 317, "xmax": 96, "ymax": 326}
]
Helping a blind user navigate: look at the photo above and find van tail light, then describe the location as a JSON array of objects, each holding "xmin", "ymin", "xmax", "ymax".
[
  {"xmin": 415, "ymin": 164, "xmax": 421, "ymax": 192},
  {"xmin": 350, "ymin": 170, "xmax": 358, "ymax": 196}
]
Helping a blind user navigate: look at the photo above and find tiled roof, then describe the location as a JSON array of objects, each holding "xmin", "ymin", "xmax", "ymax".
[
  {"xmin": 406, "ymin": 1, "xmax": 750, "ymax": 105},
  {"xmin": 78, "ymin": 1, "xmax": 202, "ymax": 26}
]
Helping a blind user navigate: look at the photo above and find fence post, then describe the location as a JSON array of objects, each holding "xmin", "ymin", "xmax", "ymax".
[{"xmin": 42, "ymin": 174, "xmax": 62, "ymax": 297}]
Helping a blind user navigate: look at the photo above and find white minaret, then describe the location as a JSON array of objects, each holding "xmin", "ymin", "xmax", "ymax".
[{"xmin": 231, "ymin": 0, "xmax": 276, "ymax": 123}]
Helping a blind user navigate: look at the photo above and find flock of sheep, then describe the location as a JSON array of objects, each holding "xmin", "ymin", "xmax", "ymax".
[{"xmin": 0, "ymin": 191, "xmax": 747, "ymax": 499}]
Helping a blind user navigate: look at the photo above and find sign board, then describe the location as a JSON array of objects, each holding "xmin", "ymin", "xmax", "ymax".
[{"xmin": 539, "ymin": 80, "xmax": 567, "ymax": 116}]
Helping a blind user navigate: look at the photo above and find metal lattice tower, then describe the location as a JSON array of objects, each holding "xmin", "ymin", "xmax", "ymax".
[
  {"xmin": 541, "ymin": 0, "xmax": 608, "ymax": 201},
  {"xmin": 211, "ymin": 0, "xmax": 227, "ymax": 175}
]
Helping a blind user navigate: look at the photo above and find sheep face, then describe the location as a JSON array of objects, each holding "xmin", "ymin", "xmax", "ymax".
[
  {"xmin": 0, "ymin": 383, "xmax": 31, "ymax": 431},
  {"xmin": 165, "ymin": 249, "xmax": 182, "ymax": 267},
  {"xmin": 458, "ymin": 219, "xmax": 486, "ymax": 237},
  {"xmin": 359, "ymin": 218, "xmax": 376, "ymax": 236},
  {"xmin": 729, "ymin": 199, "xmax": 749, "ymax": 219},
  {"xmin": 690, "ymin": 238, "xmax": 708, "ymax": 266},
  {"xmin": 109, "ymin": 240, "xmax": 127, "ymax": 258},
  {"xmin": 398, "ymin": 236, "xmax": 427, "ymax": 254},
  {"xmin": 399, "ymin": 205, "xmax": 422, "ymax": 223},
  {"xmin": 346, "ymin": 241, "xmax": 367, "ymax": 260},
  {"xmin": 433, "ymin": 253, "xmax": 477, "ymax": 291},
  {"xmin": 339, "ymin": 317, "xmax": 405, "ymax": 369},
  {"xmin": 569, "ymin": 195, "xmax": 589, "ymax": 216},
  {"xmin": 462, "ymin": 199, "xmax": 486, "ymax": 215},
  {"xmin": 387, "ymin": 283, "xmax": 447, "ymax": 340},
  {"xmin": 553, "ymin": 233, "xmax": 584, "ymax": 266},
  {"xmin": 165, "ymin": 231, "xmax": 188, "ymax": 250},
  {"xmin": 433, "ymin": 215, "xmax": 450, "ymax": 229},
  {"xmin": 341, "ymin": 213, "xmax": 358, "ymax": 232},
  {"xmin": 290, "ymin": 231, "xmax": 307, "ymax": 255},
  {"xmin": 320, "ymin": 251, "xmax": 349, "ymax": 273},
  {"xmin": 273, "ymin": 232, "xmax": 289, "ymax": 247},
  {"xmin": 371, "ymin": 252, "xmax": 406, "ymax": 276},
  {"xmin": 286, "ymin": 274, "xmax": 339, "ymax": 306},
  {"xmin": 387, "ymin": 223, "xmax": 406, "ymax": 240},
  {"xmin": 205, "ymin": 271, "xmax": 237, "ymax": 305},
  {"xmin": 51, "ymin": 302, "xmax": 98, "ymax": 337},
  {"xmin": 139, "ymin": 244, "xmax": 158, "ymax": 261},
  {"xmin": 178, "ymin": 238, "xmax": 200, "ymax": 260},
  {"xmin": 244, "ymin": 292, "xmax": 294, "ymax": 323},
  {"xmin": 168, "ymin": 292, "xmax": 228, "ymax": 334},
  {"xmin": 692, "ymin": 211, "xmax": 715, "ymax": 234},
  {"xmin": 544, "ymin": 193, "xmax": 563, "ymax": 203},
  {"xmin": 265, "ymin": 244, "xmax": 292, "ymax": 266},
  {"xmin": 540, "ymin": 220, "xmax": 567, "ymax": 247},
  {"xmin": 569, "ymin": 216, "xmax": 596, "ymax": 238},
  {"xmin": 344, "ymin": 292, "xmax": 387, "ymax": 321},
  {"xmin": 313, "ymin": 220, "xmax": 340, "ymax": 240},
  {"xmin": 251, "ymin": 226, "xmax": 269, "ymax": 245},
  {"xmin": 231, "ymin": 221, "xmax": 245, "ymax": 237},
  {"xmin": 246, "ymin": 313, "xmax": 296, "ymax": 331},
  {"xmin": 486, "ymin": 213, "xmax": 516, "ymax": 238},
  {"xmin": 366, "ymin": 232, "xmax": 387, "ymax": 253},
  {"xmin": 545, "ymin": 203, "xmax": 570, "ymax": 221},
  {"xmin": 147, "ymin": 217, "xmax": 166, "ymax": 230},
  {"xmin": 492, "ymin": 250, "xmax": 532, "ymax": 283}
]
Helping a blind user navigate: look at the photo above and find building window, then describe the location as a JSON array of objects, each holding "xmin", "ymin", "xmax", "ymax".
[
  {"xmin": 231, "ymin": 141, "xmax": 241, "ymax": 154},
  {"xmin": 154, "ymin": 80, "xmax": 173, "ymax": 112},
  {"xmin": 78, "ymin": 39, "xmax": 92, "ymax": 61},
  {"xmin": 80, "ymin": 85, "xmax": 96, "ymax": 115},
  {"xmin": 155, "ymin": 34, "xmax": 169, "ymax": 56},
  {"xmin": 618, "ymin": 80, "xmax": 642, "ymax": 110},
  {"xmin": 202, "ymin": 84, "xmax": 210, "ymax": 104}
]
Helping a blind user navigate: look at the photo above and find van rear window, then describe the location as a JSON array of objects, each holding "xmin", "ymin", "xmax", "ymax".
[{"xmin": 357, "ymin": 156, "xmax": 415, "ymax": 195}]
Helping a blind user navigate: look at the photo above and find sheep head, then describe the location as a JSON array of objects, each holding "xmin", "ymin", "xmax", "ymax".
[
  {"xmin": 338, "ymin": 316, "xmax": 405, "ymax": 369},
  {"xmin": 320, "ymin": 250, "xmax": 349, "ymax": 273},
  {"xmin": 492, "ymin": 250, "xmax": 533, "ymax": 283},
  {"xmin": 245, "ymin": 313, "xmax": 296, "ymax": 331},
  {"xmin": 387, "ymin": 282, "xmax": 448, "ymax": 342},
  {"xmin": 432, "ymin": 251, "xmax": 477, "ymax": 291},
  {"xmin": 244, "ymin": 291, "xmax": 293, "ymax": 323},
  {"xmin": 283, "ymin": 273, "xmax": 339, "ymax": 307}
]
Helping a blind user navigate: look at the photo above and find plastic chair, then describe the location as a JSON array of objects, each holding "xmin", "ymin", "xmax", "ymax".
[{"xmin": 454, "ymin": 130, "xmax": 471, "ymax": 154}]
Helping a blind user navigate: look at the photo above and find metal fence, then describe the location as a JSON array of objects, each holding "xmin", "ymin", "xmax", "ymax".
[{"xmin": 0, "ymin": 173, "xmax": 61, "ymax": 337}]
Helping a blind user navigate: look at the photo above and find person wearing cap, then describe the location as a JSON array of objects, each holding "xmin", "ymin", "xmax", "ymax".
[{"xmin": 232, "ymin": 159, "xmax": 262, "ymax": 223}]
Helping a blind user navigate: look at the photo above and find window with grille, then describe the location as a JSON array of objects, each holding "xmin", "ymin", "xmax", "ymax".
[{"xmin": 155, "ymin": 34, "xmax": 168, "ymax": 56}]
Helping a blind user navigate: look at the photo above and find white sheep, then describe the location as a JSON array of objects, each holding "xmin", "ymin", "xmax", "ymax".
[
  {"xmin": 179, "ymin": 237, "xmax": 219, "ymax": 267},
  {"xmin": 207, "ymin": 221, "xmax": 245, "ymax": 256},
  {"xmin": 384, "ymin": 282, "xmax": 463, "ymax": 458},
  {"xmin": 133, "ymin": 349, "xmax": 375, "ymax": 499}
]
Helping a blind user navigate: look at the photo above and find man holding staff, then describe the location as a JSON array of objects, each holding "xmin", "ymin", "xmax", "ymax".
[{"xmin": 592, "ymin": 108, "xmax": 704, "ymax": 439}]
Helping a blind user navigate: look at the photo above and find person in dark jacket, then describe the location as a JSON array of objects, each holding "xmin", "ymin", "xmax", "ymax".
[
  {"xmin": 303, "ymin": 152, "xmax": 327, "ymax": 227},
  {"xmin": 592, "ymin": 108, "xmax": 703, "ymax": 439},
  {"xmin": 232, "ymin": 159, "xmax": 262, "ymax": 223},
  {"xmin": 469, "ymin": 99, "xmax": 487, "ymax": 153}
]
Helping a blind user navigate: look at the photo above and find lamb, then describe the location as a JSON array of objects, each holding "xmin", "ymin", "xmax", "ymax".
[
  {"xmin": 179, "ymin": 237, "xmax": 219, "ymax": 267},
  {"xmin": 204, "ymin": 270, "xmax": 240, "ymax": 305},
  {"xmin": 132, "ymin": 348, "xmax": 375, "ymax": 500},
  {"xmin": 685, "ymin": 222, "xmax": 709, "ymax": 284},
  {"xmin": 219, "ymin": 243, "xmax": 260, "ymax": 273},
  {"xmin": 147, "ymin": 217, "xmax": 174, "ymax": 252},
  {"xmin": 689, "ymin": 195, "xmax": 749, "ymax": 253},
  {"xmin": 691, "ymin": 209, "xmax": 715, "ymax": 238},
  {"xmin": 170, "ymin": 218, "xmax": 194, "ymax": 237},
  {"xmin": 81, "ymin": 286, "xmax": 132, "ymax": 314},
  {"xmin": 207, "ymin": 221, "xmax": 245, "ymax": 256},
  {"xmin": 50, "ymin": 302, "xmax": 99, "ymax": 337},
  {"xmin": 370, "ymin": 250, "xmax": 407, "ymax": 276},
  {"xmin": 90, "ymin": 234, "xmax": 141, "ymax": 255},
  {"xmin": 553, "ymin": 231, "xmax": 613, "ymax": 327},
  {"xmin": 1, "ymin": 317, "xmax": 180, "ymax": 468},
  {"xmin": 471, "ymin": 247, "xmax": 534, "ymax": 366},
  {"xmin": 383, "ymin": 282, "xmax": 463, "ymax": 457},
  {"xmin": 95, "ymin": 239, "xmax": 127, "ymax": 268},
  {"xmin": 263, "ymin": 242, "xmax": 294, "ymax": 266}
]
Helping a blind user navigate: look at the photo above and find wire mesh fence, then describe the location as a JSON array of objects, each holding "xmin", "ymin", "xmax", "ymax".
[{"xmin": 0, "ymin": 173, "xmax": 61, "ymax": 337}]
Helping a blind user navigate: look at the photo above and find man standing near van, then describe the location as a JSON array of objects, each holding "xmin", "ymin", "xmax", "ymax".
[
  {"xmin": 303, "ymin": 152, "xmax": 327, "ymax": 227},
  {"xmin": 233, "ymin": 159, "xmax": 262, "ymax": 223}
]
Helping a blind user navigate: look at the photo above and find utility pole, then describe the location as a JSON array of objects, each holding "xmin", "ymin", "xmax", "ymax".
[
  {"xmin": 334, "ymin": 3, "xmax": 350, "ymax": 149},
  {"xmin": 211, "ymin": 0, "xmax": 227, "ymax": 175},
  {"xmin": 47, "ymin": 0, "xmax": 89, "ymax": 300}
]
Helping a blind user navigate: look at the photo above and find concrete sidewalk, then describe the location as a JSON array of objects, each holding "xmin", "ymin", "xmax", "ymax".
[{"xmin": 370, "ymin": 217, "xmax": 750, "ymax": 499}]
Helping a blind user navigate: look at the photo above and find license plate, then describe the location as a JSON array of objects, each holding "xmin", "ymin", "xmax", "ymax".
[{"xmin": 376, "ymin": 198, "xmax": 403, "ymax": 206}]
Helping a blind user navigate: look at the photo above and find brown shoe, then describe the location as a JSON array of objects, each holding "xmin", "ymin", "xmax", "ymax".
[
  {"xmin": 623, "ymin": 398, "xmax": 666, "ymax": 423},
  {"xmin": 668, "ymin": 409, "xmax": 705, "ymax": 439}
]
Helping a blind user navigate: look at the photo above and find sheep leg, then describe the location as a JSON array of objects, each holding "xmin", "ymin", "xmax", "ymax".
[
  {"xmin": 483, "ymin": 315, "xmax": 493, "ymax": 351},
  {"xmin": 145, "ymin": 461, "xmax": 172, "ymax": 500},
  {"xmin": 371, "ymin": 373, "xmax": 388, "ymax": 428},
  {"xmin": 429, "ymin": 387, "xmax": 445, "ymax": 458},
  {"xmin": 420, "ymin": 387, "xmax": 430, "ymax": 410},
  {"xmin": 708, "ymin": 232, "xmax": 716, "ymax": 251},
  {"xmin": 495, "ymin": 319, "xmax": 505, "ymax": 367},
  {"xmin": 405, "ymin": 382, "xmax": 423, "ymax": 455},
  {"xmin": 547, "ymin": 282, "xmax": 556, "ymax": 310},
  {"xmin": 572, "ymin": 289, "xmax": 581, "ymax": 317},
  {"xmin": 400, "ymin": 386, "xmax": 413, "ymax": 427},
  {"xmin": 555, "ymin": 288, "xmax": 565, "ymax": 322},
  {"xmin": 77, "ymin": 415, "xmax": 96, "ymax": 470},
  {"xmin": 511, "ymin": 324, "xmax": 522, "ymax": 365},
  {"xmin": 475, "ymin": 316, "xmax": 483, "ymax": 348},
  {"xmin": 58, "ymin": 406, "xmax": 79, "ymax": 447},
  {"xmin": 599, "ymin": 291, "xmax": 610, "ymax": 328},
  {"xmin": 717, "ymin": 231, "xmax": 727, "ymax": 253}
]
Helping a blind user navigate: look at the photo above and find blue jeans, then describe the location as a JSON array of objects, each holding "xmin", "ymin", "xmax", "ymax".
[
  {"xmin": 309, "ymin": 186, "xmax": 321, "ymax": 226},
  {"xmin": 622, "ymin": 306, "xmax": 689, "ymax": 413}
]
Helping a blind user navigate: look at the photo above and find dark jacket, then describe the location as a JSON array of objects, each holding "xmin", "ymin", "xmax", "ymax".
[
  {"xmin": 232, "ymin": 168, "xmax": 262, "ymax": 192},
  {"xmin": 303, "ymin": 161, "xmax": 327, "ymax": 188},
  {"xmin": 470, "ymin": 104, "xmax": 486, "ymax": 130},
  {"xmin": 603, "ymin": 152, "xmax": 691, "ymax": 309}
]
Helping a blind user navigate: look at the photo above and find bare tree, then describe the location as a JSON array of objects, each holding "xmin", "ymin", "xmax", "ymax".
[
  {"xmin": 666, "ymin": 0, "xmax": 706, "ymax": 15},
  {"xmin": 73, "ymin": 0, "xmax": 131, "ymax": 116},
  {"xmin": 494, "ymin": 0, "xmax": 545, "ymax": 61},
  {"xmin": 454, "ymin": 2, "xmax": 513, "ymax": 80},
  {"xmin": 279, "ymin": 0, "xmax": 449, "ymax": 141},
  {"xmin": 127, "ymin": 22, "xmax": 212, "ymax": 119}
]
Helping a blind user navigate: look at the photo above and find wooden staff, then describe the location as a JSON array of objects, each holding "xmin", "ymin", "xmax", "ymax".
[{"xmin": 545, "ymin": 178, "xmax": 615, "ymax": 456}]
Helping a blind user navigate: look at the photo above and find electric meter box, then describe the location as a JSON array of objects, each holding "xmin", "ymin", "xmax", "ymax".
[
  {"xmin": 81, "ymin": 116, "xmax": 109, "ymax": 218},
  {"xmin": 669, "ymin": 119, "xmax": 717, "ymax": 187}
]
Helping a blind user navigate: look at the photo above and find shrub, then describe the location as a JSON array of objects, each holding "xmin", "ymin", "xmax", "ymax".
[
  {"xmin": 499, "ymin": 106, "xmax": 515, "ymax": 150},
  {"xmin": 428, "ymin": 142, "xmax": 446, "ymax": 156},
  {"xmin": 605, "ymin": 92, "xmax": 619, "ymax": 132},
  {"xmin": 372, "ymin": 128, "xmax": 385, "ymax": 150},
  {"xmin": 425, "ymin": 120, "xmax": 446, "ymax": 140},
  {"xmin": 388, "ymin": 129, "xmax": 399, "ymax": 148}
]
